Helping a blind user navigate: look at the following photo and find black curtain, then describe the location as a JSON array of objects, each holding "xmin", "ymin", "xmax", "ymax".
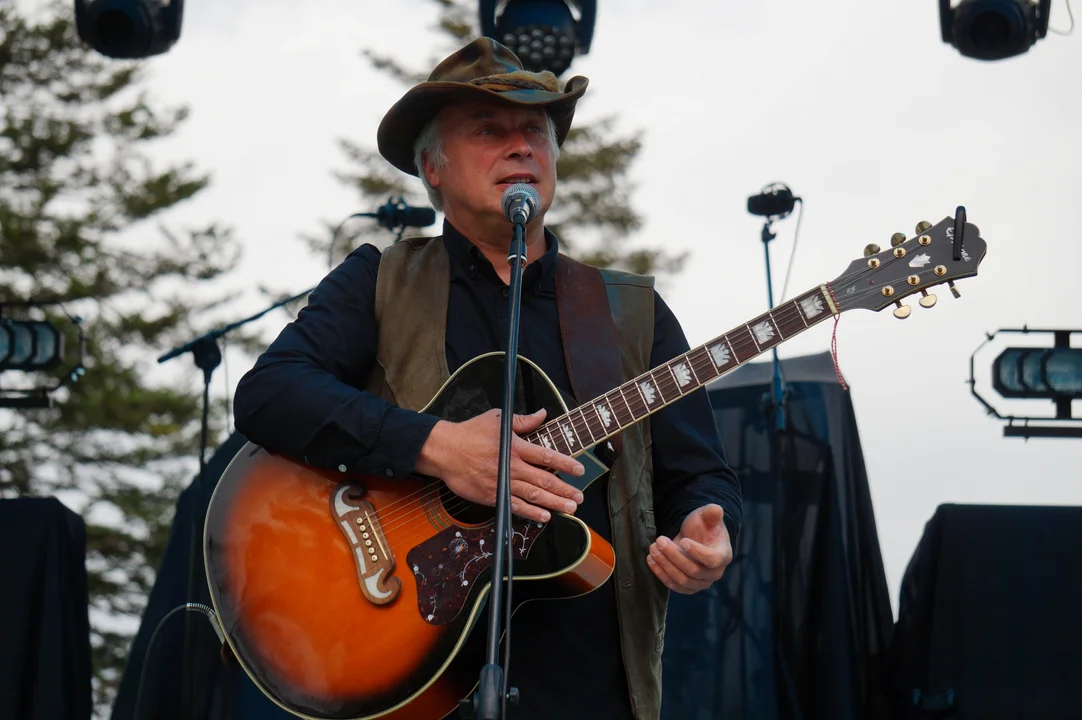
[
  {"xmin": 661, "ymin": 352, "xmax": 895, "ymax": 720},
  {"xmin": 0, "ymin": 496, "xmax": 93, "ymax": 720},
  {"xmin": 889, "ymin": 504, "xmax": 1082, "ymax": 719},
  {"xmin": 110, "ymin": 431, "xmax": 250, "ymax": 720}
]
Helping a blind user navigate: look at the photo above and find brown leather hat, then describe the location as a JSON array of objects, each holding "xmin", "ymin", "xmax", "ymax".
[{"xmin": 377, "ymin": 37, "xmax": 589, "ymax": 177}]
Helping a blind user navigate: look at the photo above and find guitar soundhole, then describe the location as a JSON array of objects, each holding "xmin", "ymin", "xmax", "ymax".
[{"xmin": 437, "ymin": 484, "xmax": 495, "ymax": 526}]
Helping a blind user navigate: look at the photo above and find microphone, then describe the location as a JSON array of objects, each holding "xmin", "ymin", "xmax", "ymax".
[
  {"xmin": 500, "ymin": 184, "xmax": 540, "ymax": 226},
  {"xmin": 374, "ymin": 198, "xmax": 436, "ymax": 231},
  {"xmin": 747, "ymin": 183, "xmax": 799, "ymax": 219}
]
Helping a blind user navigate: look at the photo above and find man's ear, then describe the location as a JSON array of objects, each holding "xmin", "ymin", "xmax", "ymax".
[{"xmin": 421, "ymin": 150, "xmax": 440, "ymax": 189}]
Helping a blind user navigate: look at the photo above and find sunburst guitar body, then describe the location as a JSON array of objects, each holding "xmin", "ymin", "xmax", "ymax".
[
  {"xmin": 203, "ymin": 214, "xmax": 986, "ymax": 720},
  {"xmin": 204, "ymin": 355, "xmax": 615, "ymax": 720}
]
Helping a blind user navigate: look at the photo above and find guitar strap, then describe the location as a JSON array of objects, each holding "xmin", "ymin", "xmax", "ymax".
[{"xmin": 554, "ymin": 254, "xmax": 625, "ymax": 463}]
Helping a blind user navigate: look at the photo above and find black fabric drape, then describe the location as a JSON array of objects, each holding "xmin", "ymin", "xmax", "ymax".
[
  {"xmin": 0, "ymin": 496, "xmax": 92, "ymax": 720},
  {"xmin": 890, "ymin": 504, "xmax": 1082, "ymax": 719},
  {"xmin": 110, "ymin": 431, "xmax": 248, "ymax": 720},
  {"xmin": 661, "ymin": 352, "xmax": 895, "ymax": 720}
]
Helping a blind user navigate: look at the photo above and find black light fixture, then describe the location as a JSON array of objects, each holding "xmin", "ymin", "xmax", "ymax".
[
  {"xmin": 0, "ymin": 306, "xmax": 86, "ymax": 409},
  {"xmin": 993, "ymin": 346, "xmax": 1082, "ymax": 401},
  {"xmin": 74, "ymin": 0, "xmax": 184, "ymax": 59},
  {"xmin": 939, "ymin": 0, "xmax": 1052, "ymax": 60},
  {"xmin": 971, "ymin": 328, "xmax": 1082, "ymax": 439},
  {"xmin": 0, "ymin": 320, "xmax": 65, "ymax": 371},
  {"xmin": 480, "ymin": 0, "xmax": 597, "ymax": 76}
]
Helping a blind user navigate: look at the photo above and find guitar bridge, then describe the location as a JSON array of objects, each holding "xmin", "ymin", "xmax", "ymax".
[{"xmin": 330, "ymin": 482, "xmax": 401, "ymax": 605}]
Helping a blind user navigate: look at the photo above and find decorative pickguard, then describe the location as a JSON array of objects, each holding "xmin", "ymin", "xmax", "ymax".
[
  {"xmin": 330, "ymin": 482, "xmax": 402, "ymax": 605},
  {"xmin": 406, "ymin": 519, "xmax": 546, "ymax": 625}
]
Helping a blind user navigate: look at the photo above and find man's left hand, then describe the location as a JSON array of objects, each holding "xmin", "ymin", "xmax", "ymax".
[{"xmin": 646, "ymin": 504, "xmax": 733, "ymax": 594}]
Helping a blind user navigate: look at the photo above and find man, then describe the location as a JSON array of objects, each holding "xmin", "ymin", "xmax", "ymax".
[{"xmin": 233, "ymin": 38, "xmax": 741, "ymax": 720}]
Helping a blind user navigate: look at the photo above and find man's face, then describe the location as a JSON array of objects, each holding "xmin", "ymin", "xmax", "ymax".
[{"xmin": 423, "ymin": 100, "xmax": 557, "ymax": 228}]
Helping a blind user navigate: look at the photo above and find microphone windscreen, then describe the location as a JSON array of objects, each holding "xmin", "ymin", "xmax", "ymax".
[{"xmin": 500, "ymin": 183, "xmax": 540, "ymax": 220}]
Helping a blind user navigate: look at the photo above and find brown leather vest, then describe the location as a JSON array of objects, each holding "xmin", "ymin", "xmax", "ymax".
[{"xmin": 364, "ymin": 235, "xmax": 669, "ymax": 720}]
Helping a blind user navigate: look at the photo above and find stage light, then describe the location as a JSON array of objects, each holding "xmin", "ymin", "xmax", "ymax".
[
  {"xmin": 993, "ymin": 346, "xmax": 1082, "ymax": 400},
  {"xmin": 0, "ymin": 306, "xmax": 85, "ymax": 409},
  {"xmin": 0, "ymin": 320, "xmax": 64, "ymax": 371},
  {"xmin": 73, "ymin": 0, "xmax": 183, "ymax": 59},
  {"xmin": 970, "ymin": 328, "xmax": 1082, "ymax": 439},
  {"xmin": 480, "ymin": 0, "xmax": 596, "ymax": 76},
  {"xmin": 939, "ymin": 0, "xmax": 1052, "ymax": 60}
]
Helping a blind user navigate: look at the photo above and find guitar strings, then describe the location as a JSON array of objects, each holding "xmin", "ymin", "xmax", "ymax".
[
  {"xmin": 361, "ymin": 257, "xmax": 944, "ymax": 540},
  {"xmin": 377, "ymin": 296, "xmax": 938, "ymax": 545},
  {"xmin": 372, "ymin": 259, "xmax": 940, "ymax": 538},
  {"xmin": 521, "ymin": 249, "xmax": 936, "ymax": 451}
]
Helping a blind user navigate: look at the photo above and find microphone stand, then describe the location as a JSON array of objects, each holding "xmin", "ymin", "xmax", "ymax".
[
  {"xmin": 463, "ymin": 219, "xmax": 528, "ymax": 720},
  {"xmin": 760, "ymin": 217, "xmax": 799, "ymax": 720},
  {"xmin": 157, "ymin": 286, "xmax": 313, "ymax": 720},
  {"xmin": 760, "ymin": 218, "xmax": 787, "ymax": 434}
]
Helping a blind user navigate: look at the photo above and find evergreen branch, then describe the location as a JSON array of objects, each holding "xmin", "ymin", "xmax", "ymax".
[{"xmin": 360, "ymin": 49, "xmax": 428, "ymax": 86}]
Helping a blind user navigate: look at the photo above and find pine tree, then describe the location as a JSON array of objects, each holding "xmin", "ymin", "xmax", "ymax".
[
  {"xmin": 0, "ymin": 1, "xmax": 242, "ymax": 712},
  {"xmin": 319, "ymin": 0, "xmax": 686, "ymax": 278}
]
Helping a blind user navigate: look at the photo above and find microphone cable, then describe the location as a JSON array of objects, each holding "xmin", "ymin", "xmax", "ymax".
[
  {"xmin": 327, "ymin": 212, "xmax": 371, "ymax": 271},
  {"xmin": 777, "ymin": 197, "xmax": 805, "ymax": 304},
  {"xmin": 132, "ymin": 602, "xmax": 226, "ymax": 719}
]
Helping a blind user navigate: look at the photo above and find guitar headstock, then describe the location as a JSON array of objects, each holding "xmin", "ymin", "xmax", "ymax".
[{"xmin": 830, "ymin": 207, "xmax": 986, "ymax": 318}]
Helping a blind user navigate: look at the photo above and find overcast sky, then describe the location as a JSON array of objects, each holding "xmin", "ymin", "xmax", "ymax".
[{"xmin": 30, "ymin": 0, "xmax": 1082, "ymax": 614}]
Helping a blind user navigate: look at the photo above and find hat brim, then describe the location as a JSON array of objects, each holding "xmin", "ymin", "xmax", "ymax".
[{"xmin": 377, "ymin": 76, "xmax": 588, "ymax": 177}]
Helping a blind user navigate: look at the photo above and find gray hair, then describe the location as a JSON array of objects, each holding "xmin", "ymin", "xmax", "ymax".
[{"xmin": 413, "ymin": 111, "xmax": 561, "ymax": 213}]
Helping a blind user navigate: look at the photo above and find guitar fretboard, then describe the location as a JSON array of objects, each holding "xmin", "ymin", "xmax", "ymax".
[{"xmin": 524, "ymin": 285, "xmax": 839, "ymax": 457}]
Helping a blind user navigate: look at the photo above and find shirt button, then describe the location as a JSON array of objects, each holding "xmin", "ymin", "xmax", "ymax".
[
  {"xmin": 385, "ymin": 468, "xmax": 394, "ymax": 477},
  {"xmin": 338, "ymin": 464, "xmax": 347, "ymax": 472},
  {"xmin": 502, "ymin": 288, "xmax": 509, "ymax": 298}
]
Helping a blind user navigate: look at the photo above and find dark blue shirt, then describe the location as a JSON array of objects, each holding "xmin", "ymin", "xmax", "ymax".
[{"xmin": 233, "ymin": 221, "xmax": 742, "ymax": 719}]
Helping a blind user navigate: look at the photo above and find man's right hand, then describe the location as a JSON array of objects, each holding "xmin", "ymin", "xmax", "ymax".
[{"xmin": 414, "ymin": 408, "xmax": 585, "ymax": 523}]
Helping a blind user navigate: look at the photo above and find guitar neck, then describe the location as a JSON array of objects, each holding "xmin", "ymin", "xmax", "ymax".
[{"xmin": 524, "ymin": 284, "xmax": 840, "ymax": 457}]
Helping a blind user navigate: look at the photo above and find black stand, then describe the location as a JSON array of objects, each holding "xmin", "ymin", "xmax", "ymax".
[
  {"xmin": 760, "ymin": 218, "xmax": 787, "ymax": 434},
  {"xmin": 460, "ymin": 221, "xmax": 528, "ymax": 720},
  {"xmin": 760, "ymin": 217, "xmax": 805, "ymax": 719},
  {"xmin": 156, "ymin": 287, "xmax": 313, "ymax": 720}
]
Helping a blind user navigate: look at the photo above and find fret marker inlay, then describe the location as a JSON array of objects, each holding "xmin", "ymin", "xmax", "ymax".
[
  {"xmin": 596, "ymin": 403, "xmax": 613, "ymax": 428},
  {"xmin": 710, "ymin": 343, "xmax": 731, "ymax": 367},
  {"xmin": 515, "ymin": 282, "xmax": 840, "ymax": 471},
  {"xmin": 752, "ymin": 320, "xmax": 775, "ymax": 345},
  {"xmin": 639, "ymin": 381, "xmax": 657, "ymax": 404},
  {"xmin": 801, "ymin": 295, "xmax": 825, "ymax": 318},
  {"xmin": 673, "ymin": 363, "xmax": 692, "ymax": 387}
]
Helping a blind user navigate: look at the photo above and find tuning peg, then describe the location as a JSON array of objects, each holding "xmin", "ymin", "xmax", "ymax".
[
  {"xmin": 919, "ymin": 289, "xmax": 937, "ymax": 308},
  {"xmin": 893, "ymin": 301, "xmax": 911, "ymax": 319},
  {"xmin": 891, "ymin": 232, "xmax": 907, "ymax": 247},
  {"xmin": 915, "ymin": 220, "xmax": 933, "ymax": 234},
  {"xmin": 948, "ymin": 281, "xmax": 960, "ymax": 299},
  {"xmin": 863, "ymin": 243, "xmax": 881, "ymax": 257}
]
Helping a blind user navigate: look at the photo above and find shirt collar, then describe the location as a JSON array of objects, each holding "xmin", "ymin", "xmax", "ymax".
[{"xmin": 442, "ymin": 218, "xmax": 560, "ymax": 295}]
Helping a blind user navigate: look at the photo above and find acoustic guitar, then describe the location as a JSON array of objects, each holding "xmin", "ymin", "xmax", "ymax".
[{"xmin": 203, "ymin": 215, "xmax": 986, "ymax": 719}]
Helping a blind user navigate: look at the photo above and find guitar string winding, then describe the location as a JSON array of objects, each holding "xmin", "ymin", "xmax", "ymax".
[{"xmin": 373, "ymin": 256, "xmax": 940, "ymax": 542}]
